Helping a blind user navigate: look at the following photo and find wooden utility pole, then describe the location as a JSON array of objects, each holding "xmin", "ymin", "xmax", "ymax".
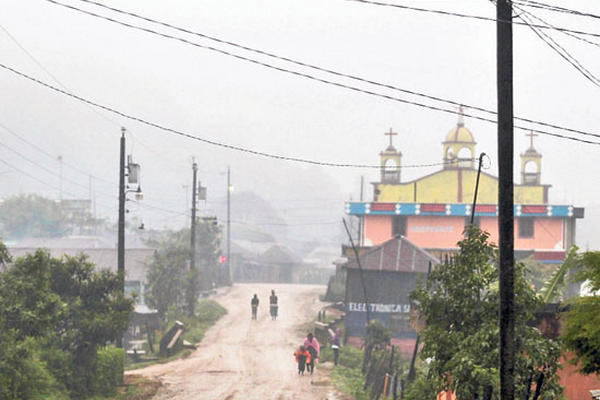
[
  {"xmin": 358, "ymin": 175, "xmax": 364, "ymax": 246},
  {"xmin": 226, "ymin": 166, "xmax": 232, "ymax": 285},
  {"xmin": 117, "ymin": 128, "xmax": 126, "ymax": 348},
  {"xmin": 191, "ymin": 161, "xmax": 198, "ymax": 271},
  {"xmin": 497, "ymin": 1, "xmax": 515, "ymax": 398}
]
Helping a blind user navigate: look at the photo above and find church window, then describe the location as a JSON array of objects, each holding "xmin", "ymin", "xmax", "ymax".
[
  {"xmin": 457, "ymin": 147, "xmax": 472, "ymax": 168},
  {"xmin": 524, "ymin": 161, "xmax": 538, "ymax": 173},
  {"xmin": 518, "ymin": 218, "xmax": 534, "ymax": 238},
  {"xmin": 392, "ymin": 216, "xmax": 407, "ymax": 237}
]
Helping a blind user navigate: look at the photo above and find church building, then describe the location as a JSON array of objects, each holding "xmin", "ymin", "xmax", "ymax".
[{"xmin": 346, "ymin": 112, "xmax": 584, "ymax": 264}]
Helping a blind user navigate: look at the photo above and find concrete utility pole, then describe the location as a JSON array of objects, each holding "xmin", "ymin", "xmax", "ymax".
[
  {"xmin": 117, "ymin": 128, "xmax": 126, "ymax": 348},
  {"xmin": 497, "ymin": 1, "xmax": 515, "ymax": 398},
  {"xmin": 226, "ymin": 166, "xmax": 232, "ymax": 285},
  {"xmin": 191, "ymin": 161, "xmax": 198, "ymax": 272}
]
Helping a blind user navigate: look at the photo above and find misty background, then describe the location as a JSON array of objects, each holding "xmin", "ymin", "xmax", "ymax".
[{"xmin": 1, "ymin": 0, "xmax": 599, "ymax": 252}]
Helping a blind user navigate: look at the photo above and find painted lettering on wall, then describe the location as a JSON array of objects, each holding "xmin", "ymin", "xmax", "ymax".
[
  {"xmin": 409, "ymin": 225, "xmax": 453, "ymax": 233},
  {"xmin": 348, "ymin": 302, "xmax": 411, "ymax": 313}
]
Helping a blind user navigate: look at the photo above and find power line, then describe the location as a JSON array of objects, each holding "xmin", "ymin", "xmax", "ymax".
[
  {"xmin": 0, "ymin": 157, "xmax": 90, "ymax": 200},
  {"xmin": 0, "ymin": 22, "xmax": 195, "ymax": 173},
  {"xmin": 345, "ymin": 0, "xmax": 600, "ymax": 38},
  {"xmin": 513, "ymin": 0, "xmax": 600, "ymax": 21},
  {"xmin": 50, "ymin": 0, "xmax": 600, "ymax": 141},
  {"xmin": 0, "ymin": 140, "xmax": 104, "ymax": 197},
  {"xmin": 512, "ymin": 4, "xmax": 600, "ymax": 88},
  {"xmin": 0, "ymin": 121, "xmax": 116, "ymax": 186},
  {"xmin": 510, "ymin": 1, "xmax": 600, "ymax": 50},
  {"xmin": 3, "ymin": 63, "xmax": 507, "ymax": 168}
]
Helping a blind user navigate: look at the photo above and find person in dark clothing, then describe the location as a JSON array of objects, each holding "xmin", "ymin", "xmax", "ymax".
[
  {"xmin": 269, "ymin": 289, "xmax": 278, "ymax": 320},
  {"xmin": 251, "ymin": 294, "xmax": 259, "ymax": 320}
]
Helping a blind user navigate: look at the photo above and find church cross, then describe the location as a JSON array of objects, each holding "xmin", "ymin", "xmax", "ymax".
[
  {"xmin": 526, "ymin": 130, "xmax": 538, "ymax": 148},
  {"xmin": 385, "ymin": 127, "xmax": 398, "ymax": 147}
]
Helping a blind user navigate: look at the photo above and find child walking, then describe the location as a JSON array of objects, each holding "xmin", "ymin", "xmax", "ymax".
[{"xmin": 293, "ymin": 345, "xmax": 311, "ymax": 375}]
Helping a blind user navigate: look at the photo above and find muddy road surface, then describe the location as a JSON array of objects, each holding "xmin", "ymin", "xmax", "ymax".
[{"xmin": 129, "ymin": 283, "xmax": 335, "ymax": 400}]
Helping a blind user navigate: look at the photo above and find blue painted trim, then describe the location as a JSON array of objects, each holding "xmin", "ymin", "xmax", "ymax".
[{"xmin": 345, "ymin": 202, "xmax": 579, "ymax": 218}]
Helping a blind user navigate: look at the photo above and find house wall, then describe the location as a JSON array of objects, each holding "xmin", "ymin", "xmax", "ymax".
[
  {"xmin": 364, "ymin": 215, "xmax": 566, "ymax": 252},
  {"xmin": 376, "ymin": 169, "xmax": 546, "ymax": 204},
  {"xmin": 559, "ymin": 353, "xmax": 600, "ymax": 400},
  {"xmin": 363, "ymin": 215, "xmax": 392, "ymax": 246},
  {"xmin": 345, "ymin": 269, "xmax": 423, "ymax": 340},
  {"xmin": 404, "ymin": 216, "xmax": 466, "ymax": 249}
]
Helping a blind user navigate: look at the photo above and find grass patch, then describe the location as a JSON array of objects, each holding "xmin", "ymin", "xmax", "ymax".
[
  {"xmin": 125, "ymin": 299, "xmax": 226, "ymax": 370},
  {"xmin": 90, "ymin": 375, "xmax": 161, "ymax": 400},
  {"xmin": 179, "ymin": 299, "xmax": 227, "ymax": 344},
  {"xmin": 125, "ymin": 350, "xmax": 192, "ymax": 371},
  {"xmin": 320, "ymin": 345, "xmax": 369, "ymax": 400},
  {"xmin": 330, "ymin": 366, "xmax": 369, "ymax": 400}
]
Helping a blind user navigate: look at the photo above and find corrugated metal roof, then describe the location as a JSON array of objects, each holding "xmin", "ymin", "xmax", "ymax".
[{"xmin": 345, "ymin": 235, "xmax": 438, "ymax": 273}]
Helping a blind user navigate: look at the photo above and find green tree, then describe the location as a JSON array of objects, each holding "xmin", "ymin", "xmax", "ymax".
[
  {"xmin": 0, "ymin": 247, "xmax": 133, "ymax": 399},
  {"xmin": 0, "ymin": 194, "xmax": 67, "ymax": 239},
  {"xmin": 145, "ymin": 229, "xmax": 190, "ymax": 320},
  {"xmin": 410, "ymin": 226, "xmax": 563, "ymax": 400},
  {"xmin": 146, "ymin": 223, "xmax": 222, "ymax": 319},
  {"xmin": 0, "ymin": 194, "xmax": 103, "ymax": 239},
  {"xmin": 562, "ymin": 251, "xmax": 600, "ymax": 375}
]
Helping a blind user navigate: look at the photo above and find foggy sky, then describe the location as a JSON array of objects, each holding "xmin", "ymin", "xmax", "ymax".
[{"xmin": 1, "ymin": 0, "xmax": 599, "ymax": 247}]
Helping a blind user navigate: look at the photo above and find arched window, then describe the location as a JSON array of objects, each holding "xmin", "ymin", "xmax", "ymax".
[
  {"xmin": 384, "ymin": 158, "xmax": 398, "ymax": 171},
  {"xmin": 446, "ymin": 147, "xmax": 455, "ymax": 159},
  {"xmin": 457, "ymin": 147, "xmax": 472, "ymax": 160},
  {"xmin": 457, "ymin": 147, "xmax": 472, "ymax": 168},
  {"xmin": 524, "ymin": 160, "xmax": 538, "ymax": 173}
]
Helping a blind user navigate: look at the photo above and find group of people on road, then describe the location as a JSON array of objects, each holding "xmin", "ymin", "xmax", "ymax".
[
  {"xmin": 250, "ymin": 290, "xmax": 278, "ymax": 320},
  {"xmin": 294, "ymin": 333, "xmax": 320, "ymax": 375},
  {"xmin": 250, "ymin": 290, "xmax": 341, "ymax": 376},
  {"xmin": 294, "ymin": 328, "xmax": 341, "ymax": 375}
]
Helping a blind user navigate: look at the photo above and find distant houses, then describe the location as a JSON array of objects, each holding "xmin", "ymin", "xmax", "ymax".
[{"xmin": 7, "ymin": 235, "xmax": 154, "ymax": 303}]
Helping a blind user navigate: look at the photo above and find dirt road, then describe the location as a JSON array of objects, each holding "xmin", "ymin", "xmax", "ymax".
[{"xmin": 129, "ymin": 283, "xmax": 336, "ymax": 400}]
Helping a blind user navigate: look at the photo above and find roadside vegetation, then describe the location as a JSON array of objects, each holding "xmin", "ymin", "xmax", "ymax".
[
  {"xmin": 0, "ymin": 242, "xmax": 132, "ymax": 400},
  {"xmin": 325, "ymin": 226, "xmax": 600, "ymax": 400},
  {"xmin": 125, "ymin": 299, "xmax": 227, "ymax": 370}
]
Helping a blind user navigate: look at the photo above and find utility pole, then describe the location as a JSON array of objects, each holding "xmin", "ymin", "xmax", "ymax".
[
  {"xmin": 497, "ymin": 1, "xmax": 515, "ymax": 399},
  {"xmin": 226, "ymin": 166, "xmax": 232, "ymax": 285},
  {"xmin": 358, "ymin": 175, "xmax": 364, "ymax": 246},
  {"xmin": 58, "ymin": 155, "xmax": 63, "ymax": 201},
  {"xmin": 191, "ymin": 161, "xmax": 198, "ymax": 272},
  {"xmin": 117, "ymin": 128, "xmax": 126, "ymax": 349},
  {"xmin": 470, "ymin": 153, "xmax": 486, "ymax": 225}
]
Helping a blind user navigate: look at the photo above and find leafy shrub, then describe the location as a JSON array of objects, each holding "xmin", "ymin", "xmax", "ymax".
[{"xmin": 91, "ymin": 347, "xmax": 124, "ymax": 396}]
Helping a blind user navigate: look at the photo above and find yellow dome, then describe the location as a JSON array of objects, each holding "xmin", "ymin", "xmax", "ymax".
[{"xmin": 444, "ymin": 125, "xmax": 475, "ymax": 144}]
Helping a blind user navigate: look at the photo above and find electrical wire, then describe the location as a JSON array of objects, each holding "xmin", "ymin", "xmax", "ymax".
[
  {"xmin": 50, "ymin": 0, "xmax": 600, "ymax": 141},
  {"xmin": 2, "ymin": 63, "xmax": 497, "ymax": 167},
  {"xmin": 510, "ymin": 2, "xmax": 600, "ymax": 50},
  {"xmin": 0, "ymin": 140, "xmax": 107, "ymax": 197},
  {"xmin": 512, "ymin": 5, "xmax": 600, "ymax": 88},
  {"xmin": 0, "ymin": 157, "xmax": 97, "ymax": 201},
  {"xmin": 0, "ymin": 121, "xmax": 116, "ymax": 186},
  {"xmin": 345, "ymin": 0, "xmax": 600, "ymax": 38},
  {"xmin": 513, "ymin": 0, "xmax": 600, "ymax": 21}
]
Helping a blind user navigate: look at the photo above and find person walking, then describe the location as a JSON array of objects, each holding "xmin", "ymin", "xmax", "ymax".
[
  {"xmin": 293, "ymin": 345, "xmax": 310, "ymax": 375},
  {"xmin": 251, "ymin": 294, "xmax": 259, "ymax": 320},
  {"xmin": 303, "ymin": 332, "xmax": 320, "ymax": 375},
  {"xmin": 269, "ymin": 289, "xmax": 278, "ymax": 320},
  {"xmin": 330, "ymin": 328, "xmax": 341, "ymax": 366}
]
